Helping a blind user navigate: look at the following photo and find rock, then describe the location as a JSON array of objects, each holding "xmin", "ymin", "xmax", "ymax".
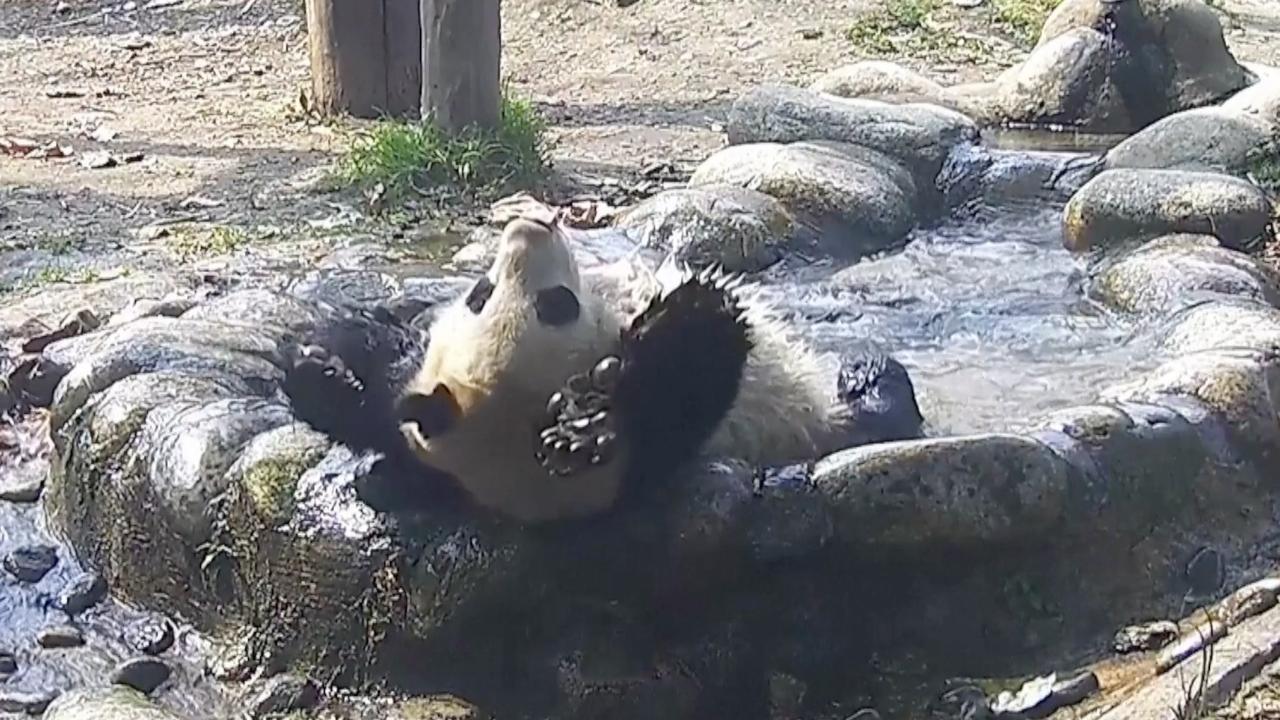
[
  {"xmin": 1186, "ymin": 546, "xmax": 1226, "ymax": 596},
  {"xmin": 992, "ymin": 28, "xmax": 1129, "ymax": 132},
  {"xmin": 1063, "ymin": 169, "xmax": 1273, "ymax": 253},
  {"xmin": 846, "ymin": 710, "xmax": 883, "ymax": 720},
  {"xmin": 125, "ymin": 618, "xmax": 175, "ymax": 655},
  {"xmin": 1038, "ymin": 0, "xmax": 1253, "ymax": 125},
  {"xmin": 1103, "ymin": 108, "xmax": 1274, "ymax": 175},
  {"xmin": 1090, "ymin": 234, "xmax": 1280, "ymax": 315},
  {"xmin": 383, "ymin": 696, "xmax": 489, "ymax": 720},
  {"xmin": 0, "ymin": 689, "xmax": 60, "ymax": 715},
  {"xmin": 808, "ymin": 61, "xmax": 947, "ymax": 104},
  {"xmin": 0, "ymin": 473, "xmax": 44, "ymax": 503},
  {"xmin": 42, "ymin": 687, "xmax": 184, "ymax": 720},
  {"xmin": 1114, "ymin": 620, "xmax": 1180, "ymax": 653},
  {"xmin": 725, "ymin": 83, "xmax": 979, "ymax": 183},
  {"xmin": 813, "ymin": 434, "xmax": 1078, "ymax": 549},
  {"xmin": 1160, "ymin": 299, "xmax": 1280, "ymax": 357},
  {"xmin": 59, "ymin": 573, "xmax": 108, "ymax": 615},
  {"xmin": 1155, "ymin": 617, "xmax": 1227, "ymax": 673},
  {"xmin": 4, "ymin": 544, "xmax": 59, "ymax": 583},
  {"xmin": 248, "ymin": 674, "xmax": 320, "ymax": 717},
  {"xmin": 1101, "ymin": 348, "xmax": 1280, "ymax": 458},
  {"xmin": 1222, "ymin": 77, "xmax": 1280, "ymax": 128},
  {"xmin": 689, "ymin": 141, "xmax": 919, "ymax": 259},
  {"xmin": 613, "ymin": 185, "xmax": 795, "ymax": 272},
  {"xmin": 111, "ymin": 657, "xmax": 172, "ymax": 695},
  {"xmin": 1215, "ymin": 578, "xmax": 1280, "ymax": 627},
  {"xmin": 0, "ymin": 652, "xmax": 16, "ymax": 675},
  {"xmin": 38, "ymin": 625, "xmax": 85, "ymax": 649}
]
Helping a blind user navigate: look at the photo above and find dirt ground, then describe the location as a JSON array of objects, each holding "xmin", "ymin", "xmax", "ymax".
[{"xmin": 0, "ymin": 0, "xmax": 1277, "ymax": 295}]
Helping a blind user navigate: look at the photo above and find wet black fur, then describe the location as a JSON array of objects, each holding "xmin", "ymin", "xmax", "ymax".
[{"xmin": 606, "ymin": 274, "xmax": 753, "ymax": 507}]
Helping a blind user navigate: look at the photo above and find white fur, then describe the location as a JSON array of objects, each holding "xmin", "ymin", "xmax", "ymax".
[{"xmin": 400, "ymin": 214, "xmax": 848, "ymax": 523}]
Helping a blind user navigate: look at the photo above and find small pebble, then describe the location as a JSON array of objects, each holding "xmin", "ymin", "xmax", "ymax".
[
  {"xmin": 0, "ymin": 652, "xmax": 16, "ymax": 675},
  {"xmin": 249, "ymin": 674, "xmax": 320, "ymax": 717},
  {"xmin": 38, "ymin": 625, "xmax": 85, "ymax": 649},
  {"xmin": 0, "ymin": 689, "xmax": 59, "ymax": 715},
  {"xmin": 59, "ymin": 573, "xmax": 108, "ymax": 615},
  {"xmin": 126, "ymin": 617, "xmax": 175, "ymax": 655},
  {"xmin": 111, "ymin": 657, "xmax": 172, "ymax": 695},
  {"xmin": 4, "ymin": 545, "xmax": 59, "ymax": 584},
  {"xmin": 1114, "ymin": 620, "xmax": 1179, "ymax": 654}
]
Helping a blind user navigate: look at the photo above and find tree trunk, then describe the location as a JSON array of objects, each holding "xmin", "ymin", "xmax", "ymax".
[
  {"xmin": 420, "ymin": 0, "xmax": 502, "ymax": 134},
  {"xmin": 304, "ymin": 0, "xmax": 421, "ymax": 119}
]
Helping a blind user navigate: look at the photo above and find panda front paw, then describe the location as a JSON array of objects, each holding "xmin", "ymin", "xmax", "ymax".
[
  {"xmin": 534, "ymin": 356, "xmax": 623, "ymax": 476},
  {"xmin": 284, "ymin": 343, "xmax": 368, "ymax": 429}
]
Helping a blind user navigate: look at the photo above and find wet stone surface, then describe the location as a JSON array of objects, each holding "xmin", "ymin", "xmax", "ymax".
[
  {"xmin": 0, "ymin": 688, "xmax": 60, "ymax": 715},
  {"xmin": 4, "ymin": 544, "xmax": 59, "ymax": 584},
  {"xmin": 58, "ymin": 573, "xmax": 108, "ymax": 615},
  {"xmin": 37, "ymin": 625, "xmax": 86, "ymax": 649},
  {"xmin": 111, "ymin": 657, "xmax": 173, "ymax": 695},
  {"xmin": 248, "ymin": 674, "xmax": 320, "ymax": 717},
  {"xmin": 125, "ymin": 618, "xmax": 176, "ymax": 656}
]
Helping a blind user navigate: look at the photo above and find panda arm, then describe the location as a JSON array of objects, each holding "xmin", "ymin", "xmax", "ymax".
[{"xmin": 534, "ymin": 268, "xmax": 753, "ymax": 502}]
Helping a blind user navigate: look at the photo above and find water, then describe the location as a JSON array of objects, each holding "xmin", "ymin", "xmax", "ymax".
[{"xmin": 754, "ymin": 201, "xmax": 1168, "ymax": 435}]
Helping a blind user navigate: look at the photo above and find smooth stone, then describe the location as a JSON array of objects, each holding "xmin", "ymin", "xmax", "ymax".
[
  {"xmin": 1160, "ymin": 300, "xmax": 1280, "ymax": 357},
  {"xmin": 1090, "ymin": 234, "xmax": 1280, "ymax": 315},
  {"xmin": 1215, "ymin": 578, "xmax": 1280, "ymax": 627},
  {"xmin": 0, "ymin": 652, "xmax": 16, "ymax": 675},
  {"xmin": 1063, "ymin": 168, "xmax": 1273, "ymax": 253},
  {"xmin": 846, "ymin": 710, "xmax": 883, "ymax": 720},
  {"xmin": 1114, "ymin": 620, "xmax": 1179, "ymax": 654},
  {"xmin": 38, "ymin": 625, "xmax": 85, "ymax": 649},
  {"xmin": 0, "ymin": 474, "xmax": 44, "ymax": 503},
  {"xmin": 808, "ymin": 61, "xmax": 946, "ymax": 103},
  {"xmin": 1103, "ymin": 107, "xmax": 1274, "ymax": 175},
  {"xmin": 0, "ymin": 689, "xmax": 60, "ymax": 715},
  {"xmin": 992, "ymin": 27, "xmax": 1129, "ymax": 132},
  {"xmin": 1222, "ymin": 76, "xmax": 1280, "ymax": 128},
  {"xmin": 4, "ymin": 545, "xmax": 59, "ymax": 584},
  {"xmin": 125, "ymin": 617, "xmax": 175, "ymax": 656},
  {"xmin": 248, "ymin": 674, "xmax": 320, "ymax": 717},
  {"xmin": 111, "ymin": 657, "xmax": 172, "ymax": 695},
  {"xmin": 1155, "ymin": 618, "xmax": 1227, "ymax": 673},
  {"xmin": 59, "ymin": 573, "xmax": 108, "ymax": 615},
  {"xmin": 42, "ymin": 687, "xmax": 184, "ymax": 720}
]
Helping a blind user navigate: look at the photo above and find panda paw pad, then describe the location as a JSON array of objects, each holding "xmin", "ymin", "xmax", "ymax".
[
  {"xmin": 535, "ymin": 357, "xmax": 623, "ymax": 476},
  {"xmin": 288, "ymin": 345, "xmax": 365, "ymax": 394}
]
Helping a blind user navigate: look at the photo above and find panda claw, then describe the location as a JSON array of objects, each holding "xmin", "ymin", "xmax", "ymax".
[{"xmin": 533, "ymin": 359, "xmax": 625, "ymax": 477}]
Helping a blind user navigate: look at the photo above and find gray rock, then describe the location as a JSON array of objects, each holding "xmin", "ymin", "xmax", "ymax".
[
  {"xmin": 1160, "ymin": 299, "xmax": 1280, "ymax": 356},
  {"xmin": 0, "ymin": 689, "xmax": 60, "ymax": 715},
  {"xmin": 689, "ymin": 141, "xmax": 919, "ymax": 259},
  {"xmin": 992, "ymin": 27, "xmax": 1129, "ymax": 132},
  {"xmin": 111, "ymin": 657, "xmax": 172, "ymax": 695},
  {"xmin": 38, "ymin": 625, "xmax": 85, "ymax": 649},
  {"xmin": 1222, "ymin": 77, "xmax": 1280, "ymax": 129},
  {"xmin": 126, "ymin": 618, "xmax": 175, "ymax": 656},
  {"xmin": 614, "ymin": 185, "xmax": 795, "ymax": 272},
  {"xmin": 4, "ymin": 544, "xmax": 58, "ymax": 583},
  {"xmin": 0, "ymin": 473, "xmax": 43, "ymax": 503},
  {"xmin": 1103, "ymin": 108, "xmax": 1274, "ymax": 175},
  {"xmin": 1114, "ymin": 620, "xmax": 1179, "ymax": 653},
  {"xmin": 813, "ymin": 434, "xmax": 1078, "ymax": 548},
  {"xmin": 1090, "ymin": 234, "xmax": 1280, "ymax": 315},
  {"xmin": 0, "ymin": 651, "xmax": 15, "ymax": 675},
  {"xmin": 59, "ymin": 572, "xmax": 108, "ymax": 615},
  {"xmin": 1038, "ymin": 0, "xmax": 1253, "ymax": 122},
  {"xmin": 808, "ymin": 61, "xmax": 947, "ymax": 104},
  {"xmin": 1063, "ymin": 168, "xmax": 1273, "ymax": 253},
  {"xmin": 1215, "ymin": 578, "xmax": 1280, "ymax": 627},
  {"xmin": 248, "ymin": 674, "xmax": 320, "ymax": 717},
  {"xmin": 846, "ymin": 710, "xmax": 883, "ymax": 720},
  {"xmin": 42, "ymin": 687, "xmax": 183, "ymax": 720},
  {"xmin": 725, "ymin": 83, "xmax": 979, "ymax": 182}
]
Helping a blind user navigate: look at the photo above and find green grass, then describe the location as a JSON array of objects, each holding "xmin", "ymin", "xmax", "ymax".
[
  {"xmin": 991, "ymin": 0, "xmax": 1061, "ymax": 46},
  {"xmin": 1248, "ymin": 140, "xmax": 1280, "ymax": 195},
  {"xmin": 337, "ymin": 90, "xmax": 548, "ymax": 205},
  {"xmin": 847, "ymin": 0, "xmax": 995, "ymax": 62}
]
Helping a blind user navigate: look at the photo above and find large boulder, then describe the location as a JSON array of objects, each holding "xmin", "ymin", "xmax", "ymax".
[
  {"xmin": 1103, "ymin": 107, "xmax": 1275, "ymax": 175},
  {"xmin": 989, "ymin": 27, "xmax": 1130, "ymax": 132},
  {"xmin": 724, "ymin": 83, "xmax": 979, "ymax": 187},
  {"xmin": 1090, "ymin": 234, "xmax": 1280, "ymax": 315},
  {"xmin": 1222, "ymin": 77, "xmax": 1280, "ymax": 129},
  {"xmin": 1063, "ymin": 168, "xmax": 1274, "ymax": 253},
  {"xmin": 688, "ymin": 141, "xmax": 920, "ymax": 259},
  {"xmin": 1038, "ymin": 0, "xmax": 1254, "ymax": 126},
  {"xmin": 808, "ymin": 61, "xmax": 948, "ymax": 105}
]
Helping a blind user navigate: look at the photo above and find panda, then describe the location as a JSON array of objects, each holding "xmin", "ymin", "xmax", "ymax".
[{"xmin": 282, "ymin": 207, "xmax": 925, "ymax": 525}]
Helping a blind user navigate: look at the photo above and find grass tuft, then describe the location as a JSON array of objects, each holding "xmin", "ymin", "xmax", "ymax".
[
  {"xmin": 846, "ymin": 0, "xmax": 994, "ymax": 62},
  {"xmin": 991, "ymin": 0, "xmax": 1061, "ymax": 46},
  {"xmin": 338, "ymin": 89, "xmax": 549, "ymax": 205}
]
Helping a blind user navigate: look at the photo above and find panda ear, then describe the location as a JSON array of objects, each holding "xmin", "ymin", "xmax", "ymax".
[
  {"xmin": 465, "ymin": 276, "xmax": 495, "ymax": 314},
  {"xmin": 535, "ymin": 285, "xmax": 580, "ymax": 327}
]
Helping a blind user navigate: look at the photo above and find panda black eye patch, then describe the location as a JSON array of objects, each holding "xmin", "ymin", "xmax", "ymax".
[
  {"xmin": 465, "ymin": 276, "xmax": 495, "ymax": 314},
  {"xmin": 534, "ymin": 285, "xmax": 580, "ymax": 327}
]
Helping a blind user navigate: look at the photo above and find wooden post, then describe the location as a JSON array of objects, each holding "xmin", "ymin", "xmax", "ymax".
[
  {"xmin": 304, "ymin": 0, "xmax": 421, "ymax": 119},
  {"xmin": 420, "ymin": 0, "xmax": 502, "ymax": 133}
]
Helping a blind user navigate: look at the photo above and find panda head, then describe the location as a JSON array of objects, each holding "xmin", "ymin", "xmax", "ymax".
[{"xmin": 465, "ymin": 213, "xmax": 583, "ymax": 328}]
